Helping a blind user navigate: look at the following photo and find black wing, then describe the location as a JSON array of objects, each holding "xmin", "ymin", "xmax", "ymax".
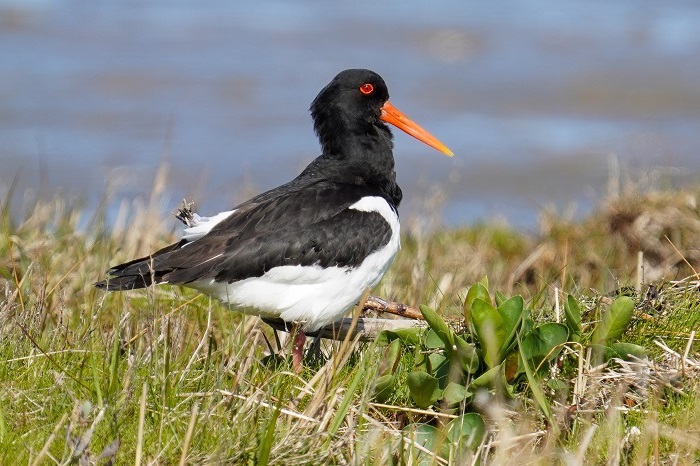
[{"xmin": 95, "ymin": 179, "xmax": 395, "ymax": 290}]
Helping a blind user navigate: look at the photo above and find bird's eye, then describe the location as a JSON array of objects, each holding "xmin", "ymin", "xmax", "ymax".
[{"xmin": 359, "ymin": 83, "xmax": 374, "ymax": 95}]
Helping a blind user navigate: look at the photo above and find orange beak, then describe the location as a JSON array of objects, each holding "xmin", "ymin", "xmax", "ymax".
[{"xmin": 380, "ymin": 101, "xmax": 454, "ymax": 157}]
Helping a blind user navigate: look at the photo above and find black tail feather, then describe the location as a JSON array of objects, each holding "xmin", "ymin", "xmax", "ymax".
[
  {"xmin": 94, "ymin": 273, "xmax": 153, "ymax": 291},
  {"xmin": 94, "ymin": 240, "xmax": 186, "ymax": 291}
]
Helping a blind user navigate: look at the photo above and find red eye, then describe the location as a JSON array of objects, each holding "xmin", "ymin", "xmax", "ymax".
[{"xmin": 359, "ymin": 83, "xmax": 374, "ymax": 95}]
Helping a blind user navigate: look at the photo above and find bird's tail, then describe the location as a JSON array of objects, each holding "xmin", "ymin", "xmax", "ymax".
[
  {"xmin": 94, "ymin": 241, "xmax": 183, "ymax": 291},
  {"xmin": 94, "ymin": 256, "xmax": 160, "ymax": 291}
]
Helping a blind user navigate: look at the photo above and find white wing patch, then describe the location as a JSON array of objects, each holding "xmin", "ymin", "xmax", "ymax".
[
  {"xmin": 348, "ymin": 196, "xmax": 399, "ymax": 235},
  {"xmin": 181, "ymin": 210, "xmax": 235, "ymax": 244}
]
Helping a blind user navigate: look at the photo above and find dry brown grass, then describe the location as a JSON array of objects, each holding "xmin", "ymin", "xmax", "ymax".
[
  {"xmin": 386, "ymin": 185, "xmax": 700, "ymax": 314},
  {"xmin": 2, "ymin": 172, "xmax": 700, "ymax": 464}
]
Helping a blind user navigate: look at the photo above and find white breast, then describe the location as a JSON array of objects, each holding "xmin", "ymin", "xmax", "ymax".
[{"xmin": 188, "ymin": 196, "xmax": 400, "ymax": 331}]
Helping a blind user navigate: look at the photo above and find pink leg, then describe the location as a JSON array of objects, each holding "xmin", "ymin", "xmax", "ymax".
[{"xmin": 291, "ymin": 328, "xmax": 306, "ymax": 374}]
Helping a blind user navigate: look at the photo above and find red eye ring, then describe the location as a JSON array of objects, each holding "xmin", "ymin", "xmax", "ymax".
[{"xmin": 359, "ymin": 83, "xmax": 374, "ymax": 95}]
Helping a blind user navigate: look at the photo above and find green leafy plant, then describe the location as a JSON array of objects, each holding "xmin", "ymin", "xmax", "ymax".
[
  {"xmin": 377, "ymin": 279, "xmax": 644, "ymax": 438},
  {"xmin": 372, "ymin": 339, "xmax": 403, "ymax": 402},
  {"xmin": 589, "ymin": 295, "xmax": 645, "ymax": 363},
  {"xmin": 402, "ymin": 413, "xmax": 486, "ymax": 465}
]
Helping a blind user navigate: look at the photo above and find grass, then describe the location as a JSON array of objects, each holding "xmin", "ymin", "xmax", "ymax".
[{"xmin": 1, "ymin": 177, "xmax": 700, "ymax": 464}]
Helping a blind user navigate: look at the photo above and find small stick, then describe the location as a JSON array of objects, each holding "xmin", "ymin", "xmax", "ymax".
[
  {"xmin": 263, "ymin": 317, "xmax": 428, "ymax": 342},
  {"xmin": 362, "ymin": 295, "xmax": 424, "ymax": 320}
]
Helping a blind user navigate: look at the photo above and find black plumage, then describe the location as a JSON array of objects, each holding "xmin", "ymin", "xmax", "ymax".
[
  {"xmin": 96, "ymin": 69, "xmax": 402, "ymax": 292},
  {"xmin": 96, "ymin": 181, "xmax": 395, "ymax": 290}
]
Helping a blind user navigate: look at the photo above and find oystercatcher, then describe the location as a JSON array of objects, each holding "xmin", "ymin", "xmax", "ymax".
[{"xmin": 96, "ymin": 69, "xmax": 453, "ymax": 370}]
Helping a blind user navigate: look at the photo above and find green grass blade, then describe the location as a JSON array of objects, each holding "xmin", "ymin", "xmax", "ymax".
[
  {"xmin": 257, "ymin": 398, "xmax": 282, "ymax": 466},
  {"xmin": 328, "ymin": 363, "xmax": 365, "ymax": 438},
  {"xmin": 517, "ymin": 336, "xmax": 556, "ymax": 434}
]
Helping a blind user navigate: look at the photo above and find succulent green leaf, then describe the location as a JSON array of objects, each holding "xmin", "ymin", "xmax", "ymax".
[
  {"xmin": 471, "ymin": 298, "xmax": 506, "ymax": 368},
  {"xmin": 517, "ymin": 336, "xmax": 554, "ymax": 427},
  {"xmin": 592, "ymin": 296, "xmax": 635, "ymax": 345},
  {"xmin": 425, "ymin": 329, "xmax": 445, "ymax": 349},
  {"xmin": 464, "ymin": 283, "xmax": 491, "ymax": 329},
  {"xmin": 470, "ymin": 364, "xmax": 501, "ymax": 390},
  {"xmin": 420, "ymin": 304, "xmax": 455, "ymax": 349},
  {"xmin": 494, "ymin": 290, "xmax": 508, "ymax": 307},
  {"xmin": 454, "ymin": 335, "xmax": 480, "ymax": 374},
  {"xmin": 413, "ymin": 345, "xmax": 429, "ymax": 373},
  {"xmin": 469, "ymin": 363, "xmax": 513, "ymax": 398},
  {"xmin": 547, "ymin": 378, "xmax": 568, "ymax": 392},
  {"xmin": 373, "ymin": 374, "xmax": 396, "ymax": 403},
  {"xmin": 402, "ymin": 424, "xmax": 443, "ymax": 465},
  {"xmin": 589, "ymin": 343, "xmax": 611, "ymax": 363},
  {"xmin": 407, "ymin": 371, "xmax": 442, "ymax": 409},
  {"xmin": 445, "ymin": 413, "xmax": 486, "ymax": 451},
  {"xmin": 428, "ymin": 352, "xmax": 449, "ymax": 381},
  {"xmin": 496, "ymin": 295, "xmax": 524, "ymax": 356},
  {"xmin": 442, "ymin": 382, "xmax": 469, "ymax": 407},
  {"xmin": 497, "ymin": 296, "xmax": 524, "ymax": 333},
  {"xmin": 564, "ymin": 295, "xmax": 582, "ymax": 339},
  {"xmin": 610, "ymin": 342, "xmax": 647, "ymax": 360},
  {"xmin": 519, "ymin": 323, "xmax": 569, "ymax": 373},
  {"xmin": 521, "ymin": 307, "xmax": 535, "ymax": 335},
  {"xmin": 377, "ymin": 338, "xmax": 402, "ymax": 377},
  {"xmin": 377, "ymin": 327, "xmax": 423, "ymax": 346}
]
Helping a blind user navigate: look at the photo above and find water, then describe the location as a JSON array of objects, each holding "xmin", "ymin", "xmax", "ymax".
[{"xmin": 2, "ymin": 0, "xmax": 700, "ymax": 229}]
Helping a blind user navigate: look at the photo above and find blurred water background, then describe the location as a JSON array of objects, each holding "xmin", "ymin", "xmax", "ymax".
[{"xmin": 2, "ymin": 0, "xmax": 700, "ymax": 229}]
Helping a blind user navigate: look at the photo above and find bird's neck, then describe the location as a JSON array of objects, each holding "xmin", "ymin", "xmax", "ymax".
[
  {"xmin": 309, "ymin": 122, "xmax": 403, "ymax": 208},
  {"xmin": 317, "ymin": 116, "xmax": 395, "ymax": 168}
]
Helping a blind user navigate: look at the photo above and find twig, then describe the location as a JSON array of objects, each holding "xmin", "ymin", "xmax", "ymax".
[
  {"xmin": 263, "ymin": 316, "xmax": 428, "ymax": 342},
  {"xmin": 363, "ymin": 295, "xmax": 424, "ymax": 320},
  {"xmin": 487, "ymin": 431, "xmax": 546, "ymax": 449}
]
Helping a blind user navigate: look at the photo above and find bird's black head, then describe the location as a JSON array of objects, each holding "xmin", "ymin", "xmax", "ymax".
[
  {"xmin": 310, "ymin": 69, "xmax": 393, "ymax": 158},
  {"xmin": 310, "ymin": 68, "xmax": 453, "ymax": 160},
  {"xmin": 303, "ymin": 68, "xmax": 452, "ymax": 209}
]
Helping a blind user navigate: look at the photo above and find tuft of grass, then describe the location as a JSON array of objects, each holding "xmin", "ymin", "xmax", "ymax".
[{"xmin": 1, "ymin": 178, "xmax": 700, "ymax": 463}]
